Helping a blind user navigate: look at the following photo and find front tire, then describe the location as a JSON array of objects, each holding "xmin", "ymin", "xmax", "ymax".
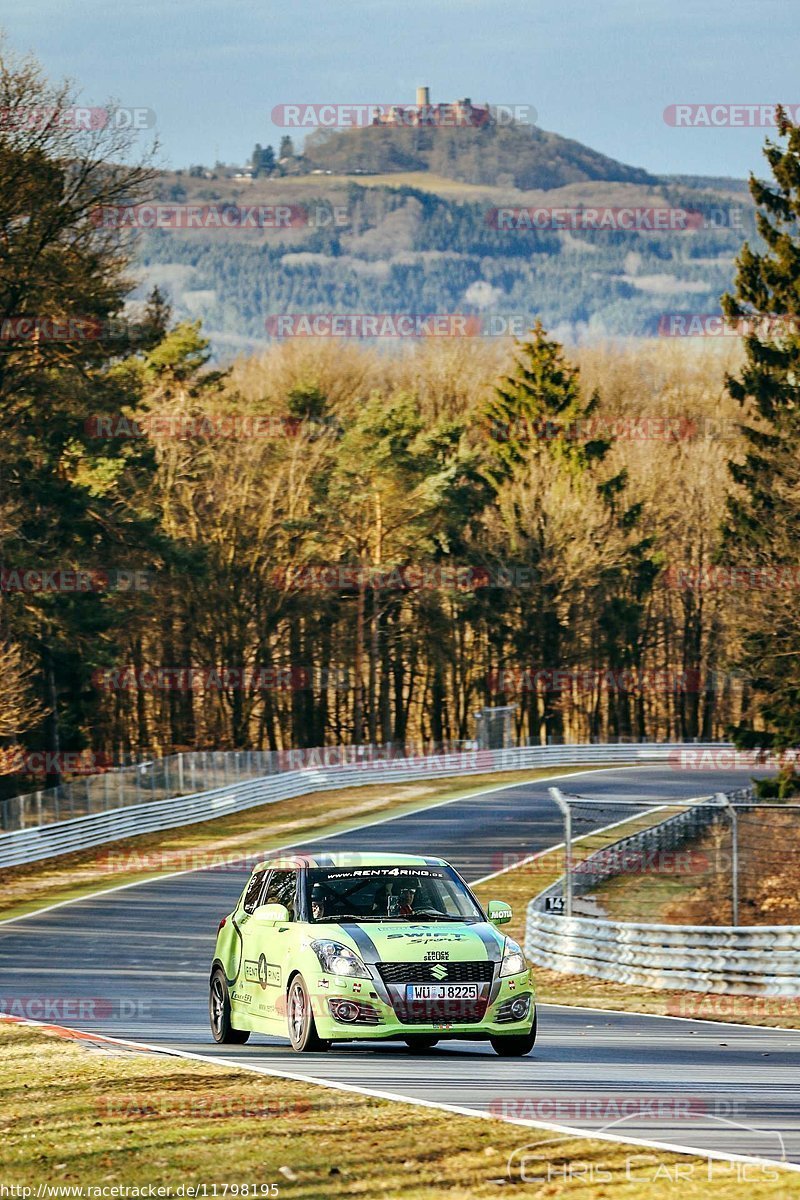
[
  {"xmin": 490, "ymin": 1009, "xmax": 537, "ymax": 1057},
  {"xmin": 287, "ymin": 975, "xmax": 329, "ymax": 1052},
  {"xmin": 209, "ymin": 968, "xmax": 250, "ymax": 1044}
]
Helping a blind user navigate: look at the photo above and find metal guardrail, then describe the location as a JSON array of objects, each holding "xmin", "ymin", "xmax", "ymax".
[
  {"xmin": 0, "ymin": 750, "xmax": 279, "ymax": 832},
  {"xmin": 0, "ymin": 741, "xmax": 730, "ymax": 870},
  {"xmin": 524, "ymin": 790, "xmax": 800, "ymax": 996}
]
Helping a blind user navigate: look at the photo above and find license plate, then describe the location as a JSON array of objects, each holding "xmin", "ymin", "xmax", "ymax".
[{"xmin": 406, "ymin": 984, "xmax": 479, "ymax": 1001}]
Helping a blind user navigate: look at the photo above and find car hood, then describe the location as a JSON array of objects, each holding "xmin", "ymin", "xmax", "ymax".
[{"xmin": 323, "ymin": 920, "xmax": 507, "ymax": 964}]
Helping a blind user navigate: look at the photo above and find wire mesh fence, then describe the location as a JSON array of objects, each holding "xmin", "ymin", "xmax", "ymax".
[
  {"xmin": 0, "ymin": 750, "xmax": 276, "ymax": 832},
  {"xmin": 537, "ymin": 787, "xmax": 800, "ymax": 927},
  {"xmin": 0, "ymin": 741, "xmax": 478, "ymax": 833}
]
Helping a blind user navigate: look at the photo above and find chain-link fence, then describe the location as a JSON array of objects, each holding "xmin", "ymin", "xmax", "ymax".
[
  {"xmin": 0, "ymin": 750, "xmax": 276, "ymax": 832},
  {"xmin": 0, "ymin": 742, "xmax": 480, "ymax": 833},
  {"xmin": 538, "ymin": 787, "xmax": 800, "ymax": 926}
]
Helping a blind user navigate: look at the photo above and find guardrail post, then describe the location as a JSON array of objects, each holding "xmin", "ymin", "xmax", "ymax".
[
  {"xmin": 549, "ymin": 787, "xmax": 573, "ymax": 918},
  {"xmin": 716, "ymin": 791, "xmax": 739, "ymax": 925}
]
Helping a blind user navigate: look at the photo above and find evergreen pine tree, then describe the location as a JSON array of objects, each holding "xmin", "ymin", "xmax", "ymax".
[{"xmin": 721, "ymin": 108, "xmax": 800, "ymax": 760}]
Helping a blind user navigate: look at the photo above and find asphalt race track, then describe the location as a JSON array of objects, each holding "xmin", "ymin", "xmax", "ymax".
[{"xmin": 2, "ymin": 766, "xmax": 799, "ymax": 1170}]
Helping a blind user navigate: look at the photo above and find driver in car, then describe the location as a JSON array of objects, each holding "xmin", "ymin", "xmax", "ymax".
[
  {"xmin": 311, "ymin": 883, "xmax": 326, "ymax": 921},
  {"xmin": 394, "ymin": 880, "xmax": 420, "ymax": 917}
]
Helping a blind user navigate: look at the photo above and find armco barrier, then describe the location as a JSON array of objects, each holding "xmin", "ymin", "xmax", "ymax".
[
  {"xmin": 0, "ymin": 741, "xmax": 730, "ymax": 870},
  {"xmin": 524, "ymin": 791, "xmax": 800, "ymax": 996},
  {"xmin": 524, "ymin": 910, "xmax": 800, "ymax": 995}
]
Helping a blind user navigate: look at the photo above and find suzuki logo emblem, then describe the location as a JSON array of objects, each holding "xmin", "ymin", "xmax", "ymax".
[{"xmin": 431, "ymin": 963, "xmax": 448, "ymax": 980}]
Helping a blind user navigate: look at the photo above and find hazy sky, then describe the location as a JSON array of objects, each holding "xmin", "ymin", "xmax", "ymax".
[{"xmin": 2, "ymin": 0, "xmax": 795, "ymax": 179}]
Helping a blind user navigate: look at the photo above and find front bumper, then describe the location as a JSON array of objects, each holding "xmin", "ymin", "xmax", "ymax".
[{"xmin": 310, "ymin": 969, "xmax": 535, "ymax": 1039}]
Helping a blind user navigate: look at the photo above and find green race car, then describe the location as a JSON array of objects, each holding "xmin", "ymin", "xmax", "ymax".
[{"xmin": 209, "ymin": 852, "xmax": 537, "ymax": 1056}]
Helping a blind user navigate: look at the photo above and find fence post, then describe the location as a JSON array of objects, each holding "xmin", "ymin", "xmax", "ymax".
[
  {"xmin": 549, "ymin": 787, "xmax": 573, "ymax": 918},
  {"xmin": 716, "ymin": 791, "xmax": 739, "ymax": 925}
]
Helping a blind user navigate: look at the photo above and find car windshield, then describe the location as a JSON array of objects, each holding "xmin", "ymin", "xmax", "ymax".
[{"xmin": 305, "ymin": 865, "xmax": 484, "ymax": 924}]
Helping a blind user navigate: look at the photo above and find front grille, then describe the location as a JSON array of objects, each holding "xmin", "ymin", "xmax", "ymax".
[
  {"xmin": 393, "ymin": 998, "xmax": 488, "ymax": 1025},
  {"xmin": 378, "ymin": 960, "xmax": 494, "ymax": 985}
]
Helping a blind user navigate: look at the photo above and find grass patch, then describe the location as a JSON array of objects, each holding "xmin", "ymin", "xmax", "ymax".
[
  {"xmin": 1, "ymin": 1022, "xmax": 792, "ymax": 1198},
  {"xmin": 0, "ymin": 765, "xmax": 614, "ymax": 923}
]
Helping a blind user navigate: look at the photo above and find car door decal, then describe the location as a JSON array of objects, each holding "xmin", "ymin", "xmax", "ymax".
[{"xmin": 244, "ymin": 954, "xmax": 281, "ymax": 989}]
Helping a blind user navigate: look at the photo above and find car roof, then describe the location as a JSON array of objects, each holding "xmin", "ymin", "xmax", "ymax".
[{"xmin": 251, "ymin": 852, "xmax": 448, "ymax": 872}]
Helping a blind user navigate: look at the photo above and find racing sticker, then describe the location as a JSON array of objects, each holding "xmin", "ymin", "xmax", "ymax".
[
  {"xmin": 244, "ymin": 954, "xmax": 281, "ymax": 989},
  {"xmin": 323, "ymin": 867, "xmax": 447, "ymax": 879},
  {"xmin": 387, "ymin": 930, "xmax": 467, "ymax": 944}
]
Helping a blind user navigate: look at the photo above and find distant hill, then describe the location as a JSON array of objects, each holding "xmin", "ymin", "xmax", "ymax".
[
  {"xmin": 302, "ymin": 122, "xmax": 656, "ymax": 192},
  {"xmin": 131, "ymin": 134, "xmax": 757, "ymax": 358}
]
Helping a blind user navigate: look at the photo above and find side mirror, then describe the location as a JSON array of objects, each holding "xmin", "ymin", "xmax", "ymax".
[
  {"xmin": 253, "ymin": 903, "xmax": 291, "ymax": 924},
  {"xmin": 487, "ymin": 899, "xmax": 512, "ymax": 925}
]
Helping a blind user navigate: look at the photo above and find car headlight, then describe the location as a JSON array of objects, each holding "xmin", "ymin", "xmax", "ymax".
[
  {"xmin": 499, "ymin": 938, "xmax": 527, "ymax": 978},
  {"xmin": 311, "ymin": 939, "xmax": 370, "ymax": 978}
]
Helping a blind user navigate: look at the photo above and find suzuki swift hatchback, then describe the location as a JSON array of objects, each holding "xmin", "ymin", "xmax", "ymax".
[{"xmin": 209, "ymin": 852, "xmax": 537, "ymax": 1055}]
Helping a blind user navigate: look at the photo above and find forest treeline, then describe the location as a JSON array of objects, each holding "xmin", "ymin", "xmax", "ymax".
[
  {"xmin": 0, "ymin": 50, "xmax": 797, "ymax": 792},
  {"xmin": 141, "ymin": 175, "xmax": 756, "ymax": 346}
]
